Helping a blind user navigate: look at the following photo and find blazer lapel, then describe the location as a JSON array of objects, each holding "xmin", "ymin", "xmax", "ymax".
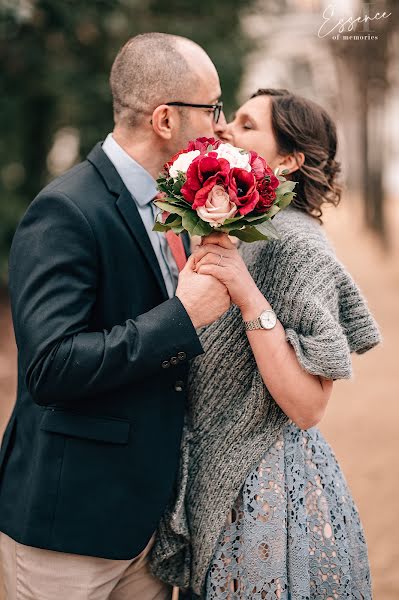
[
  {"xmin": 87, "ymin": 143, "xmax": 168, "ymax": 301},
  {"xmin": 116, "ymin": 188, "xmax": 168, "ymax": 299}
]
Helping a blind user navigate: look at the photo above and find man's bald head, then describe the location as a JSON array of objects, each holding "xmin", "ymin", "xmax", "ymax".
[{"xmin": 110, "ymin": 33, "xmax": 218, "ymax": 129}]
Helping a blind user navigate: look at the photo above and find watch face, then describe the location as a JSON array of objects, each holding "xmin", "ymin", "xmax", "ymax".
[{"xmin": 260, "ymin": 310, "xmax": 277, "ymax": 329}]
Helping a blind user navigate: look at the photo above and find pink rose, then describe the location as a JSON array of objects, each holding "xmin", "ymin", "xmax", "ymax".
[
  {"xmin": 196, "ymin": 185, "xmax": 237, "ymax": 227},
  {"xmin": 249, "ymin": 151, "xmax": 268, "ymax": 180}
]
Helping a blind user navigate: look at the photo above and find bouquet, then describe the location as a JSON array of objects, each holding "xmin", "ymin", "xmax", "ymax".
[{"xmin": 153, "ymin": 137, "xmax": 297, "ymax": 242}]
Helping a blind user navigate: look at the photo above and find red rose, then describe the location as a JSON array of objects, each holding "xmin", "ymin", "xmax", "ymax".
[
  {"xmin": 255, "ymin": 172, "xmax": 280, "ymax": 212},
  {"xmin": 181, "ymin": 155, "xmax": 230, "ymax": 208},
  {"xmin": 186, "ymin": 137, "xmax": 221, "ymax": 153},
  {"xmin": 255, "ymin": 188, "xmax": 276, "ymax": 212},
  {"xmin": 249, "ymin": 151, "xmax": 268, "ymax": 180},
  {"xmin": 228, "ymin": 168, "xmax": 259, "ymax": 216}
]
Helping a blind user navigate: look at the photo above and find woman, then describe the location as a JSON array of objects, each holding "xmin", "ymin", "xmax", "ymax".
[{"xmin": 151, "ymin": 89, "xmax": 381, "ymax": 599}]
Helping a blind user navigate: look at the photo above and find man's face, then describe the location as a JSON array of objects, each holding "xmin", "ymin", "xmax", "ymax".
[{"xmin": 172, "ymin": 67, "xmax": 225, "ymax": 150}]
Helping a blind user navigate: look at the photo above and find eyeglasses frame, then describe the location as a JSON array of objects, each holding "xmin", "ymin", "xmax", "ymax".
[{"xmin": 165, "ymin": 101, "xmax": 224, "ymax": 123}]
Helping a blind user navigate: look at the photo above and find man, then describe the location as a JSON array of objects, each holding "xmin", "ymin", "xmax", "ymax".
[{"xmin": 0, "ymin": 33, "xmax": 230, "ymax": 599}]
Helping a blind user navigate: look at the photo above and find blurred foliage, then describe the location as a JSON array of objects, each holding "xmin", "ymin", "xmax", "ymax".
[
  {"xmin": 249, "ymin": 0, "xmax": 398, "ymax": 243},
  {"xmin": 0, "ymin": 0, "xmax": 252, "ymax": 284}
]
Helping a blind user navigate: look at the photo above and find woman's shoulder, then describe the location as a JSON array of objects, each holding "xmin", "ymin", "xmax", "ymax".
[
  {"xmin": 273, "ymin": 206, "xmax": 334, "ymax": 255},
  {"xmin": 241, "ymin": 206, "xmax": 381, "ymax": 358},
  {"xmin": 240, "ymin": 206, "xmax": 338, "ymax": 284}
]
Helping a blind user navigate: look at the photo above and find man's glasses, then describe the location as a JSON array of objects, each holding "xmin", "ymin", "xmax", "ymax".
[{"xmin": 165, "ymin": 101, "xmax": 224, "ymax": 124}]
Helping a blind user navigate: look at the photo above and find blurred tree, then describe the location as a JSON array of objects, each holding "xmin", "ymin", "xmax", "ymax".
[
  {"xmin": 0, "ymin": 0, "xmax": 251, "ymax": 285},
  {"xmin": 241, "ymin": 0, "xmax": 398, "ymax": 242},
  {"xmin": 329, "ymin": 0, "xmax": 397, "ymax": 241}
]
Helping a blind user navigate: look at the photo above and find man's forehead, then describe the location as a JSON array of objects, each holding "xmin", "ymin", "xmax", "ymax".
[
  {"xmin": 205, "ymin": 77, "xmax": 221, "ymax": 102},
  {"xmin": 212, "ymin": 88, "xmax": 222, "ymax": 102}
]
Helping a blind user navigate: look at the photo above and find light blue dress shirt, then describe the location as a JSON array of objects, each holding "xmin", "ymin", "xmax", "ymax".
[{"xmin": 102, "ymin": 133, "xmax": 178, "ymax": 298}]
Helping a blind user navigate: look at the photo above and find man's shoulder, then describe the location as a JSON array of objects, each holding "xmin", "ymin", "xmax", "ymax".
[
  {"xmin": 27, "ymin": 147, "xmax": 119, "ymax": 227},
  {"xmin": 40, "ymin": 157, "xmax": 106, "ymax": 206}
]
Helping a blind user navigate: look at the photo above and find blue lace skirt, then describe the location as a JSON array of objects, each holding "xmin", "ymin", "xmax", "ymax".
[{"xmin": 206, "ymin": 422, "xmax": 372, "ymax": 599}]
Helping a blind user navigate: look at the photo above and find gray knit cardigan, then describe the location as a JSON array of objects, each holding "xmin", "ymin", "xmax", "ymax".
[{"xmin": 150, "ymin": 206, "xmax": 381, "ymax": 596}]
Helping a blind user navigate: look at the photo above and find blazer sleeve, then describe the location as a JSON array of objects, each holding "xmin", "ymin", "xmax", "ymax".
[{"xmin": 8, "ymin": 191, "xmax": 204, "ymax": 406}]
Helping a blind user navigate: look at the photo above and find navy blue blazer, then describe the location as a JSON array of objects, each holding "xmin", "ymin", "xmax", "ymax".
[{"xmin": 0, "ymin": 143, "xmax": 203, "ymax": 559}]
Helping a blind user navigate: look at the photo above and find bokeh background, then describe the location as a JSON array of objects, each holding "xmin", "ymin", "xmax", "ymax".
[{"xmin": 0, "ymin": 0, "xmax": 398, "ymax": 598}]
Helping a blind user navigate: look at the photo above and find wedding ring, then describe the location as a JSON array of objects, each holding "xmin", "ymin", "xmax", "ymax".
[{"xmin": 217, "ymin": 254, "xmax": 224, "ymax": 266}]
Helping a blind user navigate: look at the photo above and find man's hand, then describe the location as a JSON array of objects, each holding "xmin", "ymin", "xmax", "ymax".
[{"xmin": 176, "ymin": 254, "xmax": 231, "ymax": 329}]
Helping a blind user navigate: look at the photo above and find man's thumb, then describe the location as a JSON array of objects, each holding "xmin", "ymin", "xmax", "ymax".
[{"xmin": 182, "ymin": 254, "xmax": 196, "ymax": 273}]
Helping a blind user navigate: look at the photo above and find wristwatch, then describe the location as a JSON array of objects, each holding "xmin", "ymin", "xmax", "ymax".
[{"xmin": 244, "ymin": 308, "xmax": 277, "ymax": 331}]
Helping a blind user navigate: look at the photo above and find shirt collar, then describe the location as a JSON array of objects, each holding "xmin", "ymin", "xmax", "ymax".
[{"xmin": 102, "ymin": 133, "xmax": 157, "ymax": 207}]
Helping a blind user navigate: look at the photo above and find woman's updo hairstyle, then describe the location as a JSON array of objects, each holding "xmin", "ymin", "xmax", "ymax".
[{"xmin": 251, "ymin": 88, "xmax": 342, "ymax": 220}]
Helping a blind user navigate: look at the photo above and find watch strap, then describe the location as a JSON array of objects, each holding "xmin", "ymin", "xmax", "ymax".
[{"xmin": 244, "ymin": 317, "xmax": 262, "ymax": 331}]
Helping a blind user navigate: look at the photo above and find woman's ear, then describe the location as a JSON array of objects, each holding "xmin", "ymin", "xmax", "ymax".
[
  {"xmin": 278, "ymin": 151, "xmax": 305, "ymax": 175},
  {"xmin": 151, "ymin": 105, "xmax": 174, "ymax": 140}
]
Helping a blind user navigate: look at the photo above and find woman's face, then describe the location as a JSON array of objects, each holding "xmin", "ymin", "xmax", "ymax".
[{"xmin": 223, "ymin": 95, "xmax": 284, "ymax": 170}]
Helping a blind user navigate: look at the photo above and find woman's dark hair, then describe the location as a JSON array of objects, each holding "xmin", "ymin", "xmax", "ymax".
[{"xmin": 251, "ymin": 88, "xmax": 342, "ymax": 221}]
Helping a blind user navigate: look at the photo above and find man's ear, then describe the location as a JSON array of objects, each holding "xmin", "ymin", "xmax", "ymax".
[
  {"xmin": 278, "ymin": 151, "xmax": 305, "ymax": 174},
  {"xmin": 151, "ymin": 105, "xmax": 175, "ymax": 140}
]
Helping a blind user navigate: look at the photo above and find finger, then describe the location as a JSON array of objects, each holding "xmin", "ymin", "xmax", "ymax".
[
  {"xmin": 195, "ymin": 253, "xmax": 232, "ymax": 270},
  {"xmin": 197, "ymin": 263, "xmax": 228, "ymax": 282},
  {"xmin": 183, "ymin": 254, "xmax": 197, "ymax": 272},
  {"xmin": 193, "ymin": 244, "xmax": 236, "ymax": 263},
  {"xmin": 200, "ymin": 233, "xmax": 235, "ymax": 250}
]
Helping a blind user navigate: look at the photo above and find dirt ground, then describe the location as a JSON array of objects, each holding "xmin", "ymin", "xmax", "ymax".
[{"xmin": 0, "ymin": 197, "xmax": 398, "ymax": 599}]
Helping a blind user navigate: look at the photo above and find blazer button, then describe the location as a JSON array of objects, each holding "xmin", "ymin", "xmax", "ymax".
[
  {"xmin": 161, "ymin": 360, "xmax": 170, "ymax": 369},
  {"xmin": 174, "ymin": 380, "xmax": 184, "ymax": 392},
  {"xmin": 177, "ymin": 351, "xmax": 187, "ymax": 361},
  {"xmin": 170, "ymin": 356, "xmax": 179, "ymax": 366}
]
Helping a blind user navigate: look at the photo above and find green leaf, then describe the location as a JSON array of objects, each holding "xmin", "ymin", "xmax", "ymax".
[
  {"xmin": 157, "ymin": 183, "xmax": 168, "ymax": 193},
  {"xmin": 223, "ymin": 214, "xmax": 245, "ymax": 225},
  {"xmin": 173, "ymin": 179, "xmax": 184, "ymax": 194},
  {"xmin": 229, "ymin": 226, "xmax": 269, "ymax": 242},
  {"xmin": 165, "ymin": 214, "xmax": 182, "ymax": 227},
  {"xmin": 276, "ymin": 192, "xmax": 295, "ymax": 209},
  {"xmin": 256, "ymin": 219, "xmax": 280, "ymax": 239},
  {"xmin": 219, "ymin": 222, "xmax": 245, "ymax": 233},
  {"xmin": 153, "ymin": 221, "xmax": 170, "ymax": 232},
  {"xmin": 171, "ymin": 225, "xmax": 185, "ymax": 234},
  {"xmin": 153, "ymin": 201, "xmax": 190, "ymax": 218},
  {"xmin": 277, "ymin": 180, "xmax": 297, "ymax": 195},
  {"xmin": 265, "ymin": 204, "xmax": 281, "ymax": 218},
  {"xmin": 168, "ymin": 197, "xmax": 192, "ymax": 208},
  {"xmin": 182, "ymin": 211, "xmax": 213, "ymax": 236}
]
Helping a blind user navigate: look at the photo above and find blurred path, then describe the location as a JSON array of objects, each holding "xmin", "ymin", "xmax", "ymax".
[
  {"xmin": 0, "ymin": 292, "xmax": 16, "ymax": 438},
  {"xmin": 321, "ymin": 197, "xmax": 399, "ymax": 600},
  {"xmin": 0, "ymin": 196, "xmax": 398, "ymax": 599}
]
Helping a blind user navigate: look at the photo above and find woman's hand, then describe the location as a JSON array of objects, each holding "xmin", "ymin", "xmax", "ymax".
[
  {"xmin": 194, "ymin": 233, "xmax": 332, "ymax": 430},
  {"xmin": 193, "ymin": 233, "xmax": 263, "ymax": 312}
]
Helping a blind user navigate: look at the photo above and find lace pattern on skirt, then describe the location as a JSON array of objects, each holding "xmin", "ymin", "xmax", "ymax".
[{"xmin": 206, "ymin": 423, "xmax": 372, "ymax": 600}]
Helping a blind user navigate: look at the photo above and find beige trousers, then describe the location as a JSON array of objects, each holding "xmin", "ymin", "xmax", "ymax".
[{"xmin": 0, "ymin": 532, "xmax": 173, "ymax": 600}]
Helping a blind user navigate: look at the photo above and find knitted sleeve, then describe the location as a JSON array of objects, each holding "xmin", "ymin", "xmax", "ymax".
[{"xmin": 272, "ymin": 234, "xmax": 382, "ymax": 381}]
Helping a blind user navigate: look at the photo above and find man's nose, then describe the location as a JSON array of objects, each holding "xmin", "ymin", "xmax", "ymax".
[
  {"xmin": 213, "ymin": 111, "xmax": 228, "ymax": 140},
  {"xmin": 214, "ymin": 114, "xmax": 233, "ymax": 143}
]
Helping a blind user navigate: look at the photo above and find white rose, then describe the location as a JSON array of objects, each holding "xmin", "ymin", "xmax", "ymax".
[
  {"xmin": 216, "ymin": 143, "xmax": 251, "ymax": 171},
  {"xmin": 169, "ymin": 150, "xmax": 200, "ymax": 179},
  {"xmin": 197, "ymin": 185, "xmax": 238, "ymax": 228}
]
